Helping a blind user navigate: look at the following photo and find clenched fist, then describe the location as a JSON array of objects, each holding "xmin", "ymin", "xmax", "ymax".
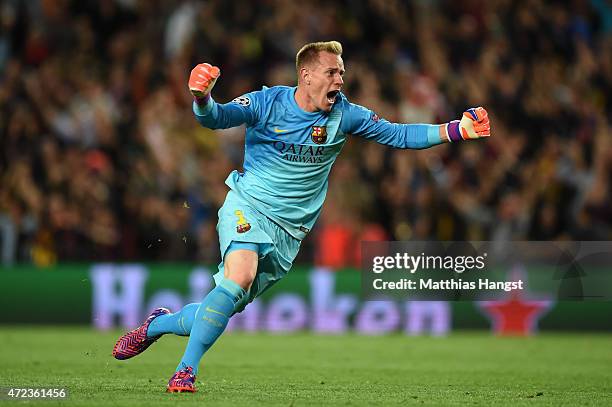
[
  {"xmin": 444, "ymin": 106, "xmax": 491, "ymax": 142},
  {"xmin": 458, "ymin": 107, "xmax": 490, "ymax": 139},
  {"xmin": 188, "ymin": 63, "xmax": 221, "ymax": 100}
]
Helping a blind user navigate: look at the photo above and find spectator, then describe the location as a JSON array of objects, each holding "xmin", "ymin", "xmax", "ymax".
[{"xmin": 0, "ymin": 0, "xmax": 610, "ymax": 266}]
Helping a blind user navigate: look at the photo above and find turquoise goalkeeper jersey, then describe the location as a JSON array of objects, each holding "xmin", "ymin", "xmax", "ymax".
[{"xmin": 193, "ymin": 86, "xmax": 442, "ymax": 240}]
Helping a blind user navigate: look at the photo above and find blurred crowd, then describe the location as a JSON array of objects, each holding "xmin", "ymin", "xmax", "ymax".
[{"xmin": 1, "ymin": 0, "xmax": 611, "ymax": 267}]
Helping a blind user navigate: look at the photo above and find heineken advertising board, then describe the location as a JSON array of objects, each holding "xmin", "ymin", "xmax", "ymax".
[{"xmin": 0, "ymin": 263, "xmax": 611, "ymax": 332}]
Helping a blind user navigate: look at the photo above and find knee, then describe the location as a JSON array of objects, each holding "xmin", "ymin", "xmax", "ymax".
[{"xmin": 226, "ymin": 270, "xmax": 255, "ymax": 290}]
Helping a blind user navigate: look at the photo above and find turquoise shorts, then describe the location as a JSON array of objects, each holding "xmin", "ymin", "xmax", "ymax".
[{"xmin": 215, "ymin": 190, "xmax": 301, "ymax": 313}]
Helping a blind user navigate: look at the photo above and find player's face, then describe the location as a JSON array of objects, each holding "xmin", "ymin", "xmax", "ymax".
[{"xmin": 308, "ymin": 52, "xmax": 345, "ymax": 112}]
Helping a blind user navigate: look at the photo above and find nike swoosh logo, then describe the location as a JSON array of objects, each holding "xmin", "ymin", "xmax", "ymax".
[
  {"xmin": 273, "ymin": 127, "xmax": 289, "ymax": 133},
  {"xmin": 205, "ymin": 307, "xmax": 227, "ymax": 317}
]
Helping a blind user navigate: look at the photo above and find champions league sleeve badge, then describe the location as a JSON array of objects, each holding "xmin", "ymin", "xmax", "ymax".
[{"xmin": 232, "ymin": 95, "xmax": 251, "ymax": 107}]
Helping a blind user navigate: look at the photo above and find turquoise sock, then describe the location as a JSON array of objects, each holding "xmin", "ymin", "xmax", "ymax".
[
  {"xmin": 146, "ymin": 303, "xmax": 199, "ymax": 338},
  {"xmin": 177, "ymin": 279, "xmax": 245, "ymax": 374}
]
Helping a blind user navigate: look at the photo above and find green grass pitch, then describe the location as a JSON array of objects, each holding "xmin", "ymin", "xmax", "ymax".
[{"xmin": 0, "ymin": 327, "xmax": 610, "ymax": 406}]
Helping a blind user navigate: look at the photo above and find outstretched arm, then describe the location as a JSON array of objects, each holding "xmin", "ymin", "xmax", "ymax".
[
  {"xmin": 345, "ymin": 103, "xmax": 490, "ymax": 149},
  {"xmin": 188, "ymin": 63, "xmax": 259, "ymax": 129}
]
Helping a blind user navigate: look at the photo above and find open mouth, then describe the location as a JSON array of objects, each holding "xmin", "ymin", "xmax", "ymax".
[{"xmin": 326, "ymin": 90, "xmax": 339, "ymax": 104}]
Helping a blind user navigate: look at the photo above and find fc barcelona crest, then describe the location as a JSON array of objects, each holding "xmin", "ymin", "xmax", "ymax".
[
  {"xmin": 236, "ymin": 223, "xmax": 251, "ymax": 233},
  {"xmin": 311, "ymin": 126, "xmax": 327, "ymax": 144}
]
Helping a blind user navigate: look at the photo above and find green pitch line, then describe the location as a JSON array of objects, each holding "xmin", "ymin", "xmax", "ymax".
[{"xmin": 0, "ymin": 327, "xmax": 610, "ymax": 406}]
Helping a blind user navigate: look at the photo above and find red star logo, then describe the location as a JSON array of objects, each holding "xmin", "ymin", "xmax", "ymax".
[{"xmin": 479, "ymin": 292, "xmax": 552, "ymax": 336}]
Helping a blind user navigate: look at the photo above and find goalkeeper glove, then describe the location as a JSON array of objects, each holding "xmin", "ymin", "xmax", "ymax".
[
  {"xmin": 443, "ymin": 107, "xmax": 490, "ymax": 142},
  {"xmin": 188, "ymin": 63, "xmax": 221, "ymax": 104}
]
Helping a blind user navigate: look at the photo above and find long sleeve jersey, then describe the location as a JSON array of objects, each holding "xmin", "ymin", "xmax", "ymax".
[{"xmin": 194, "ymin": 85, "xmax": 443, "ymax": 240}]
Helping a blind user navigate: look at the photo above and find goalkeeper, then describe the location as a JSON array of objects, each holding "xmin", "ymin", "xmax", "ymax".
[{"xmin": 112, "ymin": 41, "xmax": 491, "ymax": 392}]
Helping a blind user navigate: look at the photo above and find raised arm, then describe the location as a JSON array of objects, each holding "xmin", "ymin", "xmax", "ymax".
[
  {"xmin": 188, "ymin": 63, "xmax": 259, "ymax": 129},
  {"xmin": 344, "ymin": 102, "xmax": 490, "ymax": 149}
]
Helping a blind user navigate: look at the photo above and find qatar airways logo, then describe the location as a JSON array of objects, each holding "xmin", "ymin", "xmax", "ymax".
[{"xmin": 273, "ymin": 141, "xmax": 327, "ymax": 164}]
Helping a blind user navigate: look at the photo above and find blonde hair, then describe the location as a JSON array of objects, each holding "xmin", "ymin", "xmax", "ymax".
[{"xmin": 296, "ymin": 41, "xmax": 343, "ymax": 71}]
